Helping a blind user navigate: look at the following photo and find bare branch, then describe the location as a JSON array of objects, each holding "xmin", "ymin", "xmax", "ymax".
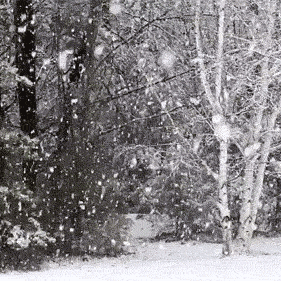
[
  {"xmin": 99, "ymin": 106, "xmax": 184, "ymax": 136},
  {"xmin": 201, "ymin": 160, "xmax": 219, "ymax": 181},
  {"xmin": 215, "ymin": 0, "xmax": 226, "ymax": 101},
  {"xmin": 93, "ymin": 70, "xmax": 190, "ymax": 104},
  {"xmin": 194, "ymin": 0, "xmax": 221, "ymax": 114},
  {"xmin": 92, "ymin": 11, "xmax": 171, "ymax": 75}
]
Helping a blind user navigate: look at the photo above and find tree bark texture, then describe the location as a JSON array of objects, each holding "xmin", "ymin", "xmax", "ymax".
[
  {"xmin": 236, "ymin": 159, "xmax": 256, "ymax": 252},
  {"xmin": 195, "ymin": 0, "xmax": 232, "ymax": 255},
  {"xmin": 236, "ymin": 1, "xmax": 278, "ymax": 251},
  {"xmin": 14, "ymin": 0, "xmax": 36, "ymax": 137},
  {"xmin": 0, "ymin": 89, "xmax": 5, "ymax": 184},
  {"xmin": 219, "ymin": 140, "xmax": 232, "ymax": 255}
]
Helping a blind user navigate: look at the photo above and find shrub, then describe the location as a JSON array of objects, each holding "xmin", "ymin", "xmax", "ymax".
[{"xmin": 0, "ymin": 185, "xmax": 55, "ymax": 271}]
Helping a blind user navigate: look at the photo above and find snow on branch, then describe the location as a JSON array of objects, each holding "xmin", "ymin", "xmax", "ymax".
[
  {"xmin": 194, "ymin": 0, "xmax": 221, "ymax": 114},
  {"xmin": 215, "ymin": 0, "xmax": 226, "ymax": 101},
  {"xmin": 16, "ymin": 75, "xmax": 34, "ymax": 87},
  {"xmin": 93, "ymin": 70, "xmax": 189, "ymax": 105},
  {"xmin": 201, "ymin": 160, "xmax": 219, "ymax": 181}
]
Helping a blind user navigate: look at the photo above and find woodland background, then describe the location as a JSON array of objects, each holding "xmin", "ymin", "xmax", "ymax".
[{"xmin": 1, "ymin": 0, "xmax": 281, "ymax": 270}]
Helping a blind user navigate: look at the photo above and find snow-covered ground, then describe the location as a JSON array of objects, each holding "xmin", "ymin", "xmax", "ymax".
[{"xmin": 1, "ymin": 236, "xmax": 281, "ymax": 281}]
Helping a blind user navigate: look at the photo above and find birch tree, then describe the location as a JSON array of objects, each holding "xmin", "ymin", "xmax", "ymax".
[
  {"xmin": 195, "ymin": 0, "xmax": 232, "ymax": 255},
  {"xmin": 194, "ymin": 0, "xmax": 281, "ymax": 253},
  {"xmin": 232, "ymin": 0, "xmax": 281, "ymax": 252}
]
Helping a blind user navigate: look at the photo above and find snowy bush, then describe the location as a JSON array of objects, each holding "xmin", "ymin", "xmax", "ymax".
[
  {"xmin": 78, "ymin": 214, "xmax": 130, "ymax": 256},
  {"xmin": 0, "ymin": 184, "xmax": 56, "ymax": 271},
  {"xmin": 6, "ymin": 221, "xmax": 55, "ymax": 250}
]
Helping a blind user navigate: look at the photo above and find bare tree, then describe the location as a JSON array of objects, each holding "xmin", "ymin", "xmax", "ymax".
[
  {"xmin": 195, "ymin": 0, "xmax": 281, "ymax": 253},
  {"xmin": 195, "ymin": 0, "xmax": 232, "ymax": 255}
]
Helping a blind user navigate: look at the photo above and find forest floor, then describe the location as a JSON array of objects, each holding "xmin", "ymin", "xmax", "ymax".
[{"xmin": 1, "ymin": 236, "xmax": 281, "ymax": 281}]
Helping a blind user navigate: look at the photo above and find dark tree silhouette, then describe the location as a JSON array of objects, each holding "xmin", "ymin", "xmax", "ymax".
[
  {"xmin": 14, "ymin": 0, "xmax": 37, "ymax": 191},
  {"xmin": 0, "ymin": 88, "xmax": 5, "ymax": 184}
]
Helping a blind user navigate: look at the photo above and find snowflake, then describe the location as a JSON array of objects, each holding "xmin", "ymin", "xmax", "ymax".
[
  {"xmin": 94, "ymin": 45, "xmax": 104, "ymax": 58},
  {"xmin": 18, "ymin": 25, "xmax": 27, "ymax": 33},
  {"xmin": 159, "ymin": 51, "xmax": 176, "ymax": 69},
  {"xmin": 109, "ymin": 3, "xmax": 123, "ymax": 15}
]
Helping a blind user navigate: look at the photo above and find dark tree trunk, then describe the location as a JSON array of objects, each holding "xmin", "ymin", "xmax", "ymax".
[
  {"xmin": 0, "ymin": 89, "xmax": 6, "ymax": 184},
  {"xmin": 14, "ymin": 0, "xmax": 37, "ymax": 191},
  {"xmin": 49, "ymin": 0, "xmax": 104, "ymax": 254}
]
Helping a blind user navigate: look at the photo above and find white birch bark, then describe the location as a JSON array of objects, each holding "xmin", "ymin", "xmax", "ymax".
[
  {"xmin": 194, "ymin": 0, "xmax": 222, "ymax": 114},
  {"xmin": 236, "ymin": 0, "xmax": 278, "ymax": 251},
  {"xmin": 215, "ymin": 0, "xmax": 226, "ymax": 102},
  {"xmin": 219, "ymin": 139, "xmax": 232, "ymax": 255},
  {"xmin": 195, "ymin": 0, "xmax": 231, "ymax": 255},
  {"xmin": 236, "ymin": 158, "xmax": 256, "ymax": 251},
  {"xmin": 250, "ymin": 106, "xmax": 281, "ymax": 237}
]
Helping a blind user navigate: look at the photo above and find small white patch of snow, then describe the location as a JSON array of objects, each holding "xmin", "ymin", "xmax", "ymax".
[
  {"xmin": 94, "ymin": 45, "xmax": 104, "ymax": 58},
  {"xmin": 58, "ymin": 49, "xmax": 73, "ymax": 70},
  {"xmin": 159, "ymin": 51, "xmax": 176, "ymax": 69},
  {"xmin": 212, "ymin": 114, "xmax": 224, "ymax": 124},
  {"xmin": 71, "ymin": 98, "xmax": 78, "ymax": 105},
  {"xmin": 109, "ymin": 3, "xmax": 123, "ymax": 15},
  {"xmin": 145, "ymin": 187, "xmax": 152, "ymax": 194},
  {"xmin": 190, "ymin": 97, "xmax": 200, "ymax": 105},
  {"xmin": 214, "ymin": 123, "xmax": 231, "ymax": 142},
  {"xmin": 138, "ymin": 58, "xmax": 146, "ymax": 69},
  {"xmin": 17, "ymin": 75, "xmax": 34, "ymax": 86},
  {"xmin": 20, "ymin": 14, "xmax": 27, "ymax": 22},
  {"xmin": 18, "ymin": 25, "xmax": 27, "ymax": 33},
  {"xmin": 129, "ymin": 157, "xmax": 137, "ymax": 168},
  {"xmin": 244, "ymin": 142, "xmax": 261, "ymax": 157}
]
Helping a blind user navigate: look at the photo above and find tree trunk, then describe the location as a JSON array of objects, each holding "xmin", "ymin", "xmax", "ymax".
[
  {"xmin": 14, "ymin": 0, "xmax": 37, "ymax": 191},
  {"xmin": 195, "ymin": 0, "xmax": 232, "ymax": 255},
  {"xmin": 218, "ymin": 139, "xmax": 232, "ymax": 256},
  {"xmin": 236, "ymin": 111, "xmax": 278, "ymax": 251},
  {"xmin": 236, "ymin": 1, "xmax": 277, "ymax": 249},
  {"xmin": 249, "ymin": 108, "xmax": 279, "ymax": 238},
  {"xmin": 236, "ymin": 159, "xmax": 256, "ymax": 252},
  {"xmin": 0, "ymin": 89, "xmax": 5, "ymax": 184}
]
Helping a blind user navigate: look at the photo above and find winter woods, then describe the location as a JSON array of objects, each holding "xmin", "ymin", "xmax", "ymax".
[
  {"xmin": 1, "ymin": 0, "xmax": 281, "ymax": 270},
  {"xmin": 195, "ymin": 0, "xmax": 281, "ymax": 253}
]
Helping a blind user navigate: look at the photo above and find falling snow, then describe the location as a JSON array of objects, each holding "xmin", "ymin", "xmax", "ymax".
[
  {"xmin": 2, "ymin": 237, "xmax": 281, "ymax": 280},
  {"xmin": 94, "ymin": 45, "xmax": 104, "ymax": 58},
  {"xmin": 159, "ymin": 51, "xmax": 177, "ymax": 69},
  {"xmin": 109, "ymin": 3, "xmax": 123, "ymax": 15},
  {"xmin": 17, "ymin": 25, "xmax": 27, "ymax": 33},
  {"xmin": 1, "ymin": 0, "xmax": 281, "ymax": 277},
  {"xmin": 58, "ymin": 49, "xmax": 74, "ymax": 70}
]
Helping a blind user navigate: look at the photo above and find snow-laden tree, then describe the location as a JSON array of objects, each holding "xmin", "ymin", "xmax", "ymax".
[
  {"xmin": 194, "ymin": 0, "xmax": 281, "ymax": 253},
  {"xmin": 193, "ymin": 0, "xmax": 232, "ymax": 255},
  {"xmin": 33, "ymin": 0, "xmax": 131, "ymax": 256}
]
